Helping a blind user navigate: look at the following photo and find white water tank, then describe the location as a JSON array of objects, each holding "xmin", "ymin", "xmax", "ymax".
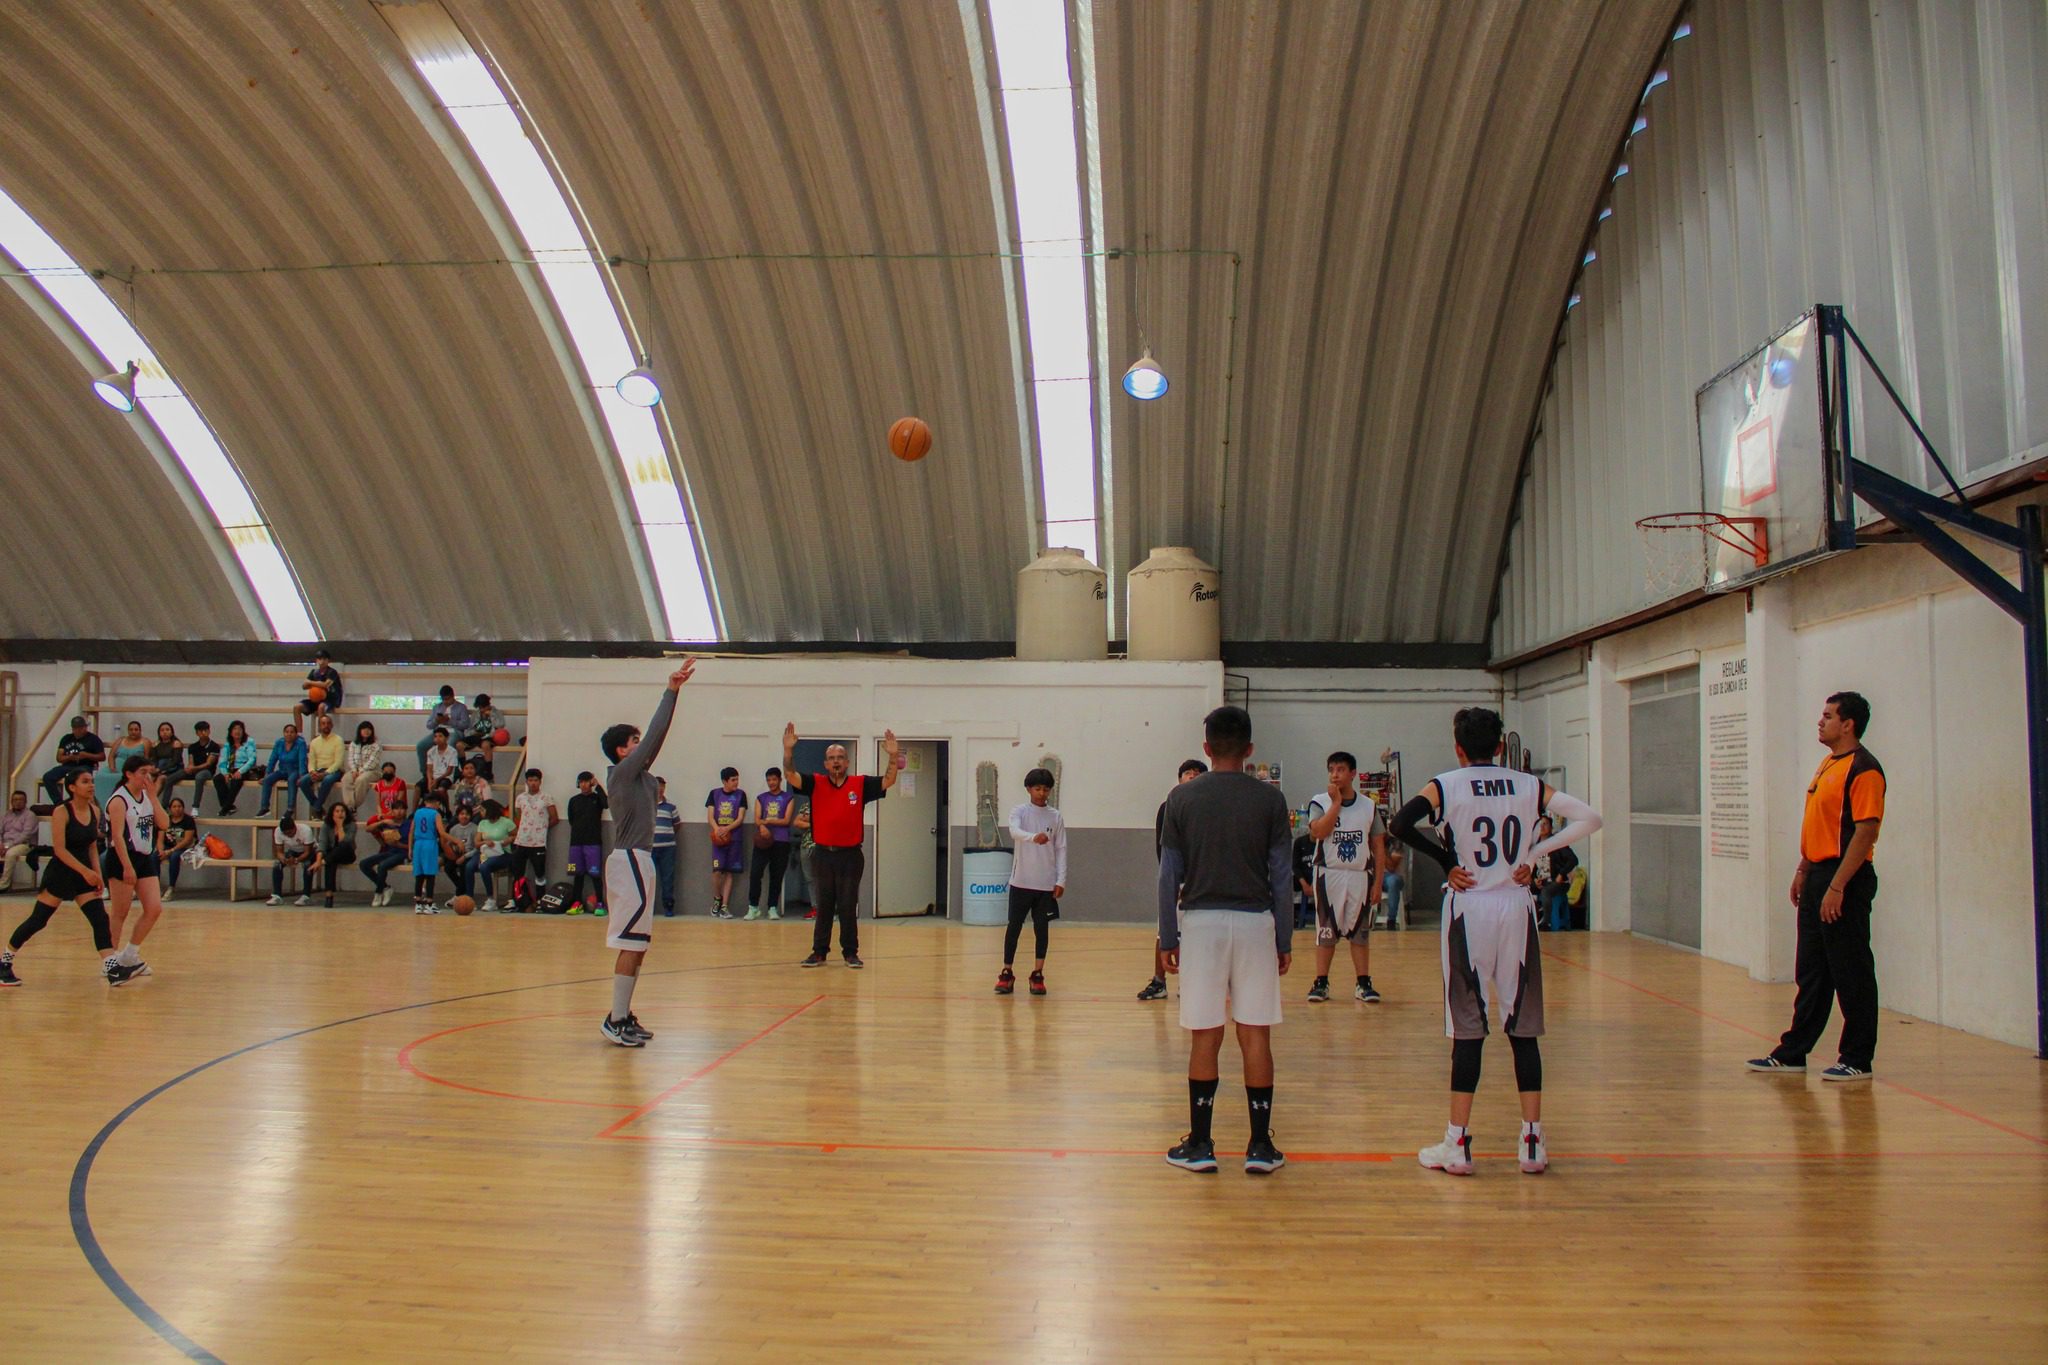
[
  {"xmin": 1127, "ymin": 545, "xmax": 1221, "ymax": 660},
  {"xmin": 1016, "ymin": 547, "xmax": 1108, "ymax": 660}
]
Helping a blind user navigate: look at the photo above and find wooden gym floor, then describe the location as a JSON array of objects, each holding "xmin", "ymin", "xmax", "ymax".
[{"xmin": 3, "ymin": 904, "xmax": 2045, "ymax": 1361}]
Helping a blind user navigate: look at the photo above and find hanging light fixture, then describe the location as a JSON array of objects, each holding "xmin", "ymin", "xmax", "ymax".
[
  {"xmin": 615, "ymin": 364, "xmax": 661, "ymax": 408},
  {"xmin": 1121, "ymin": 346, "xmax": 1168, "ymax": 401},
  {"xmin": 92, "ymin": 360, "xmax": 138, "ymax": 413}
]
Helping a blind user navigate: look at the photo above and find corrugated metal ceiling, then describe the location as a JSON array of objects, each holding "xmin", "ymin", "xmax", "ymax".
[{"xmin": 0, "ymin": 0, "xmax": 1674, "ymax": 650}]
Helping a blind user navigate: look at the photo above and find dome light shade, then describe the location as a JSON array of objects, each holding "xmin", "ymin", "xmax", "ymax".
[
  {"xmin": 615, "ymin": 366, "xmax": 662, "ymax": 408},
  {"xmin": 1121, "ymin": 347, "xmax": 1168, "ymax": 401},
  {"xmin": 93, "ymin": 361, "xmax": 138, "ymax": 413}
]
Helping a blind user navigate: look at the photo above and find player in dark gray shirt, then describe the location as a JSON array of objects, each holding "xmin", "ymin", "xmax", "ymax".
[
  {"xmin": 598, "ymin": 659, "xmax": 694, "ymax": 1047},
  {"xmin": 1156, "ymin": 705, "xmax": 1293, "ymax": 1175}
]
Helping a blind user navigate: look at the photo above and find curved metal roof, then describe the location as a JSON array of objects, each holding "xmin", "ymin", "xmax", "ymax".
[{"xmin": 0, "ymin": 0, "xmax": 1675, "ymax": 652}]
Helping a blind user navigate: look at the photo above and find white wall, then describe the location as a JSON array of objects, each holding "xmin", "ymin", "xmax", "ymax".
[
  {"xmin": 1507, "ymin": 501, "xmax": 2043, "ymax": 1049},
  {"xmin": 524, "ymin": 655, "xmax": 1222, "ymax": 832}
]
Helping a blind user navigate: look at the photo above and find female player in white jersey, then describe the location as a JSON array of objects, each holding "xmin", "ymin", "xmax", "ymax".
[
  {"xmin": 1388, "ymin": 707, "xmax": 1599, "ymax": 1176},
  {"xmin": 104, "ymin": 754, "xmax": 168, "ymax": 981}
]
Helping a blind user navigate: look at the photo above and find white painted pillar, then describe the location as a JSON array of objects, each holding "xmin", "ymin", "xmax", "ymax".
[
  {"xmin": 1585, "ymin": 641, "xmax": 1631, "ymax": 932},
  {"xmin": 1745, "ymin": 581, "xmax": 1804, "ymax": 982}
]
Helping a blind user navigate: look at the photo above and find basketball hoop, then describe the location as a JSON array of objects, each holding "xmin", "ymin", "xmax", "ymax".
[{"xmin": 1635, "ymin": 512, "xmax": 1769, "ymax": 597}]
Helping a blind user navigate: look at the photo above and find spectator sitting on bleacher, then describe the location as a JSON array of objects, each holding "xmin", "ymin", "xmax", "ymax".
[
  {"xmin": 149, "ymin": 723, "xmax": 185, "ymax": 790},
  {"xmin": 42, "ymin": 716, "xmax": 106, "ymax": 805},
  {"xmin": 256, "ymin": 723, "xmax": 308, "ymax": 819},
  {"xmin": 301, "ymin": 713, "xmax": 345, "ymax": 814},
  {"xmin": 110, "ymin": 722, "xmax": 148, "ymax": 799},
  {"xmin": 169, "ymin": 721, "xmax": 220, "ymax": 814},
  {"xmin": 267, "ymin": 813, "xmax": 314, "ymax": 906},
  {"xmin": 418, "ymin": 688, "xmax": 471, "ymax": 778},
  {"xmin": 472, "ymin": 735, "xmax": 498, "ymax": 783},
  {"xmin": 157, "ymin": 797, "xmax": 198, "ymax": 902},
  {"xmin": 472, "ymin": 799, "xmax": 516, "ymax": 911},
  {"xmin": 422, "ymin": 727, "xmax": 459, "ymax": 792},
  {"xmin": 314, "ymin": 802, "xmax": 357, "ymax": 909},
  {"xmin": 2, "ymin": 790, "xmax": 42, "ymax": 889},
  {"xmin": 441, "ymin": 802, "xmax": 477, "ymax": 907},
  {"xmin": 452, "ymin": 760, "xmax": 491, "ymax": 821},
  {"xmin": 341, "ymin": 722, "xmax": 383, "ymax": 812},
  {"xmin": 465, "ymin": 694, "xmax": 509, "ymax": 747},
  {"xmin": 212, "ymin": 720, "xmax": 261, "ymax": 816},
  {"xmin": 372, "ymin": 762, "xmax": 408, "ymax": 821},
  {"xmin": 296, "ymin": 647, "xmax": 344, "ymax": 728},
  {"xmin": 362, "ymin": 807, "xmax": 408, "ymax": 908}
]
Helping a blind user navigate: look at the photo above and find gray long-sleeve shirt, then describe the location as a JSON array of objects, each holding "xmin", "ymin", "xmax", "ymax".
[
  {"xmin": 606, "ymin": 687, "xmax": 678, "ymax": 851},
  {"xmin": 1155, "ymin": 770, "xmax": 1294, "ymax": 955}
]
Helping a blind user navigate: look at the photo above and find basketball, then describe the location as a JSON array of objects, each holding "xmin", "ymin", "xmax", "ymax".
[
  {"xmin": 888, "ymin": 416, "xmax": 931, "ymax": 462},
  {"xmin": 307, "ymin": 684, "xmax": 327, "ymax": 704},
  {"xmin": 451, "ymin": 895, "xmax": 475, "ymax": 916},
  {"xmin": 491, "ymin": 727, "xmax": 510, "ymax": 746}
]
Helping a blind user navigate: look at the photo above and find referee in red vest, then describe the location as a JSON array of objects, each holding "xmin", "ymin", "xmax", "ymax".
[{"xmin": 784, "ymin": 724, "xmax": 900, "ymax": 969}]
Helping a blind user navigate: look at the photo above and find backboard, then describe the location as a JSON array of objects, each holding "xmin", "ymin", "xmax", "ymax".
[{"xmin": 1690, "ymin": 309, "xmax": 1850, "ymax": 591}]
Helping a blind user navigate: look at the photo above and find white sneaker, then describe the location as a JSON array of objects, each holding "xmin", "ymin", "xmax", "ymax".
[
  {"xmin": 1418, "ymin": 1132, "xmax": 1475, "ymax": 1176},
  {"xmin": 482, "ymin": 898, "xmax": 499, "ymax": 913},
  {"xmin": 1518, "ymin": 1130, "xmax": 1549, "ymax": 1174},
  {"xmin": 161, "ymin": 886, "xmax": 174, "ymax": 902},
  {"xmin": 372, "ymin": 888, "xmax": 388, "ymax": 907},
  {"xmin": 265, "ymin": 894, "xmax": 282, "ymax": 906},
  {"xmin": 422, "ymin": 902, "xmax": 439, "ymax": 915},
  {"xmin": 767, "ymin": 906, "xmax": 782, "ymax": 920},
  {"xmin": 294, "ymin": 894, "xmax": 310, "ymax": 906},
  {"xmin": 743, "ymin": 905, "xmax": 761, "ymax": 920}
]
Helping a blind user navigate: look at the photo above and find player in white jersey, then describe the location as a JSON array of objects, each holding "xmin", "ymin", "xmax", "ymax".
[
  {"xmin": 1388, "ymin": 707, "xmax": 1599, "ymax": 1177},
  {"xmin": 1304, "ymin": 751, "xmax": 1386, "ymax": 1004},
  {"xmin": 103, "ymin": 755, "xmax": 167, "ymax": 981}
]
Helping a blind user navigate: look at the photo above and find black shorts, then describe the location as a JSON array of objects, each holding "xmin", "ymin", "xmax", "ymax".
[
  {"xmin": 103, "ymin": 850, "xmax": 161, "ymax": 882},
  {"xmin": 41, "ymin": 862, "xmax": 103, "ymax": 904}
]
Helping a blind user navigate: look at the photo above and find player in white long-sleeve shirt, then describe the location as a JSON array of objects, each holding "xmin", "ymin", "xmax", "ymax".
[
  {"xmin": 997, "ymin": 768, "xmax": 1066, "ymax": 996},
  {"xmin": 1389, "ymin": 706, "xmax": 1601, "ymax": 1177}
]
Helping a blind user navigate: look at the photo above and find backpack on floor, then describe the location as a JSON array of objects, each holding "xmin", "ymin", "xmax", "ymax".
[
  {"xmin": 509, "ymin": 874, "xmax": 540, "ymax": 912},
  {"xmin": 536, "ymin": 880, "xmax": 574, "ymax": 914}
]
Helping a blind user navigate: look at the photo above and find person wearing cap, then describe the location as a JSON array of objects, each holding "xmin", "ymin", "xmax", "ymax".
[
  {"xmin": 42, "ymin": 716, "xmax": 106, "ymax": 806},
  {"xmin": 996, "ymin": 767, "xmax": 1067, "ymax": 996}
]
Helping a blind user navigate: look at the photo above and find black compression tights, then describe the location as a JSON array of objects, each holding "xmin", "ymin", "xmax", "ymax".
[
  {"xmin": 9, "ymin": 896, "xmax": 113, "ymax": 953},
  {"xmin": 1450, "ymin": 1035, "xmax": 1543, "ymax": 1093},
  {"xmin": 415, "ymin": 874, "xmax": 436, "ymax": 898}
]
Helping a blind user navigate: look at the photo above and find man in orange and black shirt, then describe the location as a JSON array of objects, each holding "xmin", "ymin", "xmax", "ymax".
[{"xmin": 1749, "ymin": 691, "xmax": 1885, "ymax": 1081}]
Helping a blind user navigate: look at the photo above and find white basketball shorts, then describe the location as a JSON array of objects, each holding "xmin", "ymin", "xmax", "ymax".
[
  {"xmin": 605, "ymin": 848, "xmax": 657, "ymax": 953},
  {"xmin": 1178, "ymin": 909, "xmax": 1283, "ymax": 1030},
  {"xmin": 1440, "ymin": 887, "xmax": 1545, "ymax": 1039}
]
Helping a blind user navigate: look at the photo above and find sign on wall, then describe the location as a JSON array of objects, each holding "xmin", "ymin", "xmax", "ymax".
[{"xmin": 1703, "ymin": 646, "xmax": 1752, "ymax": 860}]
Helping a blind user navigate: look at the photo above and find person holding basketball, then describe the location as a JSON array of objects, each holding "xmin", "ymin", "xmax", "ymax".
[{"xmin": 598, "ymin": 659, "xmax": 696, "ymax": 1046}]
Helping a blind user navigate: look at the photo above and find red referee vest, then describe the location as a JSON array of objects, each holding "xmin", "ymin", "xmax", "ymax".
[{"xmin": 809, "ymin": 774, "xmax": 868, "ymax": 847}]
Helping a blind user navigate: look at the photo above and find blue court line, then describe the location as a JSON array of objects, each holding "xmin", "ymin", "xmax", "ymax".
[{"xmin": 68, "ymin": 956, "xmax": 794, "ymax": 1362}]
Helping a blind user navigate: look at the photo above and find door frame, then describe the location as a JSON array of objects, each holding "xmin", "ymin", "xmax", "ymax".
[{"xmin": 870, "ymin": 736, "xmax": 947, "ymax": 918}]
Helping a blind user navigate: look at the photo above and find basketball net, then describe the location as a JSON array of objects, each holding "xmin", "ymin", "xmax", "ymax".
[{"xmin": 1634, "ymin": 513, "xmax": 1768, "ymax": 599}]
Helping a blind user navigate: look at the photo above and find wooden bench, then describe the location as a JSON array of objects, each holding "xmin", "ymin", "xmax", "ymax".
[{"xmin": 197, "ymin": 816, "xmax": 517, "ymax": 903}]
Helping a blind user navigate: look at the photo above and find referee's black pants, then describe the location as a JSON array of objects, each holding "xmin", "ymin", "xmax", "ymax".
[
  {"xmin": 1773, "ymin": 859, "xmax": 1879, "ymax": 1069},
  {"xmin": 809, "ymin": 845, "xmax": 865, "ymax": 957}
]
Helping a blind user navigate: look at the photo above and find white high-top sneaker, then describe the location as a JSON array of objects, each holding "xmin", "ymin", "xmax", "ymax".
[
  {"xmin": 1418, "ymin": 1127, "xmax": 1475, "ymax": 1176},
  {"xmin": 1518, "ymin": 1126, "xmax": 1548, "ymax": 1174}
]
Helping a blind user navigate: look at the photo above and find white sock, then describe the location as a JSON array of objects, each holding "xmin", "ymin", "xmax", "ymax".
[
  {"xmin": 118, "ymin": 943, "xmax": 141, "ymax": 965},
  {"xmin": 611, "ymin": 974, "xmax": 637, "ymax": 1023},
  {"xmin": 1445, "ymin": 1123, "xmax": 1469, "ymax": 1145}
]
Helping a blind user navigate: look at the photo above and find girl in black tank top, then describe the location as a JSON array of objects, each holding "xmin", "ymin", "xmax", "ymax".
[{"xmin": 2, "ymin": 772, "xmax": 118, "ymax": 987}]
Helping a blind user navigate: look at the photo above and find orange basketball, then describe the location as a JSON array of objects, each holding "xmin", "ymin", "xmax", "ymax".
[
  {"xmin": 452, "ymin": 895, "xmax": 476, "ymax": 916},
  {"xmin": 888, "ymin": 416, "xmax": 932, "ymax": 463},
  {"xmin": 491, "ymin": 727, "xmax": 511, "ymax": 747},
  {"xmin": 307, "ymin": 684, "xmax": 327, "ymax": 704}
]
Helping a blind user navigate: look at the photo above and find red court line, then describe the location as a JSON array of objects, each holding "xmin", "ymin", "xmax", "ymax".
[
  {"xmin": 600, "ymin": 1132, "xmax": 1997, "ymax": 1163},
  {"xmin": 398, "ymin": 1002, "xmax": 803, "ymax": 1111},
  {"xmin": 399, "ymin": 1012, "xmax": 634, "ymax": 1110},
  {"xmin": 1543, "ymin": 948, "xmax": 2048, "ymax": 1148},
  {"xmin": 594, "ymin": 994, "xmax": 826, "ymax": 1139}
]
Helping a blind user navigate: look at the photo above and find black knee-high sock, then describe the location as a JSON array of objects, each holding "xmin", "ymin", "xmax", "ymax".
[
  {"xmin": 1247, "ymin": 1085, "xmax": 1274, "ymax": 1143},
  {"xmin": 1189, "ymin": 1077, "xmax": 1219, "ymax": 1143}
]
